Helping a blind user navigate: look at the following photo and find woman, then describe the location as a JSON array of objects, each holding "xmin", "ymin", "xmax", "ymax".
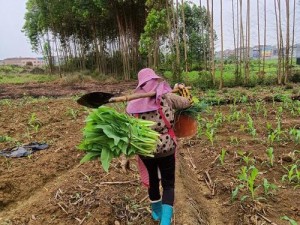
[{"xmin": 126, "ymin": 68, "xmax": 191, "ymax": 225}]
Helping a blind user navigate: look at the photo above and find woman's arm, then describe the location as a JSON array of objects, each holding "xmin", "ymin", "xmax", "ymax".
[{"xmin": 165, "ymin": 93, "xmax": 191, "ymax": 110}]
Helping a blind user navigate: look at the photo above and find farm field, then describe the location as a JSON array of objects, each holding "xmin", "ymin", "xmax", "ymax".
[{"xmin": 0, "ymin": 79, "xmax": 300, "ymax": 225}]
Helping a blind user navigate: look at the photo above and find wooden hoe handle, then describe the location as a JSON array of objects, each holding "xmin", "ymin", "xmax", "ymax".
[{"xmin": 108, "ymin": 87, "xmax": 191, "ymax": 103}]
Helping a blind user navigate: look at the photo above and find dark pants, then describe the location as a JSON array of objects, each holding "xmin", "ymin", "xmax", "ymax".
[{"xmin": 141, "ymin": 154, "xmax": 175, "ymax": 206}]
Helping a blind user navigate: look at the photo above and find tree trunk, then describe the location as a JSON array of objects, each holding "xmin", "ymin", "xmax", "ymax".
[
  {"xmin": 181, "ymin": 0, "xmax": 188, "ymax": 72},
  {"xmin": 219, "ymin": 0, "xmax": 224, "ymax": 89},
  {"xmin": 278, "ymin": 0, "xmax": 285, "ymax": 84},
  {"xmin": 257, "ymin": 0, "xmax": 261, "ymax": 78},
  {"xmin": 290, "ymin": 0, "xmax": 296, "ymax": 66},
  {"xmin": 284, "ymin": 0, "xmax": 290, "ymax": 83},
  {"xmin": 262, "ymin": 0, "xmax": 267, "ymax": 75},
  {"xmin": 239, "ymin": 0, "xmax": 244, "ymax": 81}
]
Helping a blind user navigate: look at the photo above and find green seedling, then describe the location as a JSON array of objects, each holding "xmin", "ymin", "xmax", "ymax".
[
  {"xmin": 231, "ymin": 184, "xmax": 243, "ymax": 202},
  {"xmin": 213, "ymin": 112, "xmax": 224, "ymax": 127},
  {"xmin": 205, "ymin": 122, "xmax": 215, "ymax": 146},
  {"xmin": 240, "ymin": 95, "xmax": 248, "ymax": 103},
  {"xmin": 268, "ymin": 119, "xmax": 285, "ymax": 145},
  {"xmin": 276, "ymin": 106, "xmax": 283, "ymax": 118},
  {"xmin": 219, "ymin": 149, "xmax": 227, "ymax": 165},
  {"xmin": 247, "ymin": 166, "xmax": 260, "ymax": 199},
  {"xmin": 227, "ymin": 111, "xmax": 241, "ymax": 122},
  {"xmin": 230, "ymin": 136, "xmax": 240, "ymax": 145},
  {"xmin": 242, "ymin": 155, "xmax": 255, "ymax": 166},
  {"xmin": 237, "ymin": 150, "xmax": 255, "ymax": 165},
  {"xmin": 238, "ymin": 166, "xmax": 248, "ymax": 182},
  {"xmin": 262, "ymin": 178, "xmax": 277, "ymax": 196},
  {"xmin": 28, "ymin": 113, "xmax": 42, "ymax": 130},
  {"xmin": 263, "ymin": 107, "xmax": 268, "ymax": 118},
  {"xmin": 289, "ymin": 128, "xmax": 300, "ymax": 144},
  {"xmin": 280, "ymin": 216, "xmax": 298, "ymax": 225},
  {"xmin": 255, "ymin": 101, "xmax": 262, "ymax": 114},
  {"xmin": 239, "ymin": 124, "xmax": 246, "ymax": 132},
  {"xmin": 282, "ymin": 164, "xmax": 299, "ymax": 184},
  {"xmin": 0, "ymin": 135, "xmax": 14, "ymax": 143},
  {"xmin": 266, "ymin": 147, "xmax": 274, "ymax": 167},
  {"xmin": 246, "ymin": 114, "xmax": 256, "ymax": 137},
  {"xmin": 237, "ymin": 166, "xmax": 260, "ymax": 200}
]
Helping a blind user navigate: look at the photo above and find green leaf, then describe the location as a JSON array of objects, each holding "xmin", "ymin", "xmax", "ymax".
[
  {"xmin": 101, "ymin": 148, "xmax": 113, "ymax": 172},
  {"xmin": 80, "ymin": 152, "xmax": 100, "ymax": 163},
  {"xmin": 281, "ymin": 216, "xmax": 298, "ymax": 225}
]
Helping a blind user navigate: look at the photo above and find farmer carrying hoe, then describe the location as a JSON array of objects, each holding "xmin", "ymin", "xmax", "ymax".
[{"xmin": 126, "ymin": 68, "xmax": 192, "ymax": 225}]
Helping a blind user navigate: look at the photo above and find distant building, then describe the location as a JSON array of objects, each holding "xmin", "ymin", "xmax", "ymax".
[
  {"xmin": 252, "ymin": 45, "xmax": 273, "ymax": 58},
  {"xmin": 2, "ymin": 57, "xmax": 45, "ymax": 67},
  {"xmin": 296, "ymin": 44, "xmax": 300, "ymax": 65}
]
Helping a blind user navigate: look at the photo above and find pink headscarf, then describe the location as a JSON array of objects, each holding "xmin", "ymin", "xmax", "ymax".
[{"xmin": 126, "ymin": 68, "xmax": 172, "ymax": 114}]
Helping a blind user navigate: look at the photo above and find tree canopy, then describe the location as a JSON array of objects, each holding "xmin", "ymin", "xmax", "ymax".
[{"xmin": 23, "ymin": 0, "xmax": 214, "ymax": 80}]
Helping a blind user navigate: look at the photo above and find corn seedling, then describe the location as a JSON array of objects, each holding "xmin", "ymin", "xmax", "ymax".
[
  {"xmin": 238, "ymin": 166, "xmax": 259, "ymax": 200},
  {"xmin": 240, "ymin": 95, "xmax": 248, "ymax": 103},
  {"xmin": 230, "ymin": 136, "xmax": 240, "ymax": 146},
  {"xmin": 276, "ymin": 106, "xmax": 283, "ymax": 118},
  {"xmin": 205, "ymin": 128, "xmax": 215, "ymax": 146},
  {"xmin": 205, "ymin": 122, "xmax": 215, "ymax": 145},
  {"xmin": 280, "ymin": 216, "xmax": 298, "ymax": 225},
  {"xmin": 213, "ymin": 112, "xmax": 224, "ymax": 127},
  {"xmin": 196, "ymin": 116, "xmax": 206, "ymax": 137},
  {"xmin": 219, "ymin": 149, "xmax": 227, "ymax": 165},
  {"xmin": 289, "ymin": 128, "xmax": 300, "ymax": 144},
  {"xmin": 238, "ymin": 166, "xmax": 248, "ymax": 182},
  {"xmin": 28, "ymin": 113, "xmax": 42, "ymax": 130},
  {"xmin": 0, "ymin": 135, "xmax": 14, "ymax": 143},
  {"xmin": 227, "ymin": 111, "xmax": 241, "ymax": 122},
  {"xmin": 255, "ymin": 101, "xmax": 262, "ymax": 114},
  {"xmin": 263, "ymin": 106, "xmax": 268, "ymax": 118},
  {"xmin": 237, "ymin": 150, "xmax": 255, "ymax": 166},
  {"xmin": 262, "ymin": 178, "xmax": 277, "ymax": 196},
  {"xmin": 239, "ymin": 124, "xmax": 246, "ymax": 132},
  {"xmin": 282, "ymin": 164, "xmax": 299, "ymax": 184},
  {"xmin": 268, "ymin": 119, "xmax": 285, "ymax": 145},
  {"xmin": 231, "ymin": 184, "xmax": 244, "ymax": 202},
  {"xmin": 267, "ymin": 132, "xmax": 277, "ymax": 146},
  {"xmin": 266, "ymin": 147, "xmax": 274, "ymax": 167},
  {"xmin": 246, "ymin": 114, "xmax": 256, "ymax": 137},
  {"xmin": 247, "ymin": 166, "xmax": 260, "ymax": 200},
  {"xmin": 237, "ymin": 166, "xmax": 261, "ymax": 200}
]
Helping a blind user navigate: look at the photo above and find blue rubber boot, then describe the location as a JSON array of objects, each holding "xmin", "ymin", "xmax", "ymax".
[
  {"xmin": 160, "ymin": 204, "xmax": 173, "ymax": 225},
  {"xmin": 151, "ymin": 200, "xmax": 162, "ymax": 221}
]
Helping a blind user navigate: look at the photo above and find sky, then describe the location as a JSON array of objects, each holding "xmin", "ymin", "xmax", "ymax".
[
  {"xmin": 0, "ymin": 0, "xmax": 299, "ymax": 60},
  {"xmin": 0, "ymin": 1, "xmax": 38, "ymax": 59}
]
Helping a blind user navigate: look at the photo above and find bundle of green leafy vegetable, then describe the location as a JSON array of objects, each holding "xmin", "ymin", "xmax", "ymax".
[
  {"xmin": 175, "ymin": 100, "xmax": 208, "ymax": 119},
  {"xmin": 78, "ymin": 106, "xmax": 160, "ymax": 172}
]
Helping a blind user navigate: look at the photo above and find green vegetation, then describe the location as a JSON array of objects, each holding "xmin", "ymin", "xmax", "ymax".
[
  {"xmin": 78, "ymin": 106, "xmax": 160, "ymax": 172},
  {"xmin": 0, "ymin": 72, "xmax": 56, "ymax": 84}
]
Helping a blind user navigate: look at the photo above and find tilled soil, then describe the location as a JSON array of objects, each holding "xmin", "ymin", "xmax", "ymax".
[{"xmin": 0, "ymin": 81, "xmax": 299, "ymax": 225}]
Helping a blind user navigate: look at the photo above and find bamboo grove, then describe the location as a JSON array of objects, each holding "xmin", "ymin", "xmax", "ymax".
[{"xmin": 23, "ymin": 0, "xmax": 299, "ymax": 87}]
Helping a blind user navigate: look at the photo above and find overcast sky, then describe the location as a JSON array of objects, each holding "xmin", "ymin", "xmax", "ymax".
[
  {"xmin": 0, "ymin": 1, "xmax": 38, "ymax": 59},
  {"xmin": 0, "ymin": 0, "xmax": 299, "ymax": 60}
]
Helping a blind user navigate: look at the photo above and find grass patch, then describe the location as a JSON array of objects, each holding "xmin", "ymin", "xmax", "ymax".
[{"xmin": 0, "ymin": 73, "xmax": 58, "ymax": 84}]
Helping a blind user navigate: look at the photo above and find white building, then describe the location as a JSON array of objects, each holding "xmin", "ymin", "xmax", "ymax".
[{"xmin": 2, "ymin": 57, "xmax": 45, "ymax": 67}]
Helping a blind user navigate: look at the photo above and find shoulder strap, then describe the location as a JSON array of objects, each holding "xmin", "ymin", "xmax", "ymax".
[{"xmin": 157, "ymin": 99, "xmax": 176, "ymax": 141}]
